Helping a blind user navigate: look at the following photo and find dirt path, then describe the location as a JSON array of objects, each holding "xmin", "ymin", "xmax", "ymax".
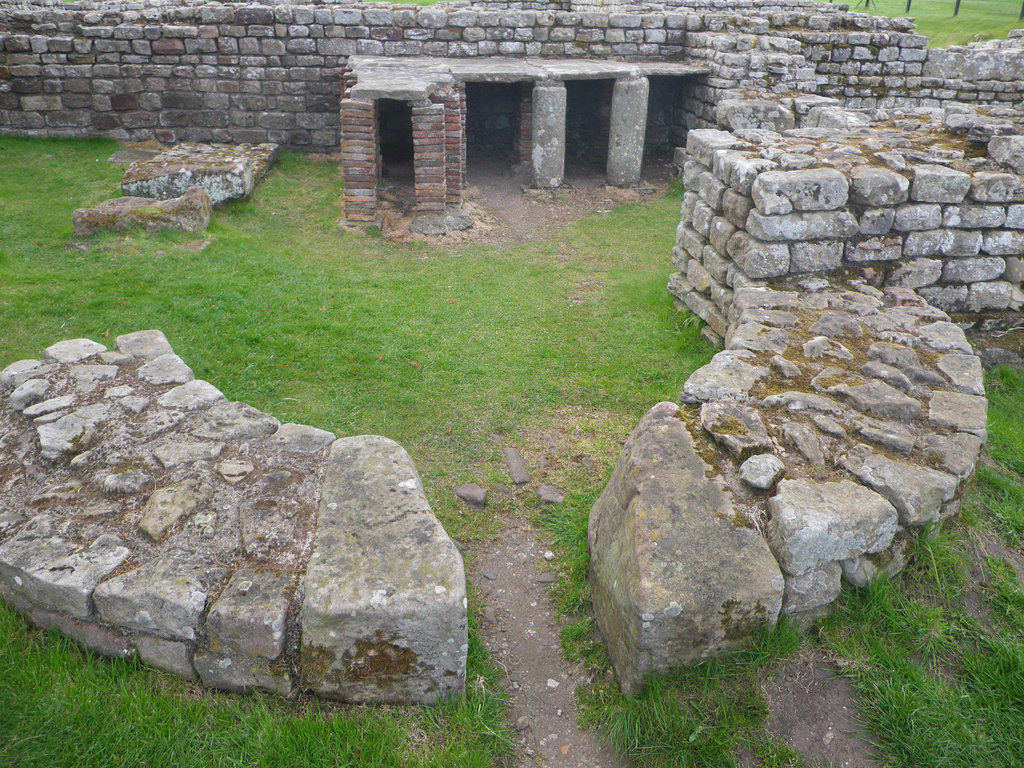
[{"xmin": 472, "ymin": 519, "xmax": 620, "ymax": 768}]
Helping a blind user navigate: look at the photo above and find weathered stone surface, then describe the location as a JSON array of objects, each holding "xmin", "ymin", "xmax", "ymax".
[
  {"xmin": 0, "ymin": 520, "xmax": 129, "ymax": 619},
  {"xmin": 727, "ymin": 321, "xmax": 790, "ymax": 354},
  {"xmin": 887, "ymin": 258, "xmax": 942, "ymax": 289},
  {"xmin": 767, "ymin": 479, "xmax": 898, "ymax": 576},
  {"xmin": 43, "ymin": 339, "xmax": 107, "ymax": 365},
  {"xmin": 928, "ymin": 391, "xmax": 988, "ymax": 438},
  {"xmin": 121, "ymin": 143, "xmax": 278, "ymax": 204},
  {"xmin": 853, "ymin": 415, "xmax": 915, "ymax": 454},
  {"xmin": 917, "ymin": 321, "xmax": 971, "ymax": 354},
  {"xmin": 739, "ymin": 453, "xmax": 785, "ymax": 490},
  {"xmin": 751, "ymin": 169, "xmax": 848, "ymax": 215},
  {"xmin": 726, "ymin": 231, "xmax": 790, "ymax": 278},
  {"xmin": 746, "ymin": 209, "xmax": 858, "ymax": 242},
  {"xmin": 192, "ymin": 401, "xmax": 280, "ymax": 441},
  {"xmin": 840, "ymin": 530, "xmax": 911, "ymax": 587},
  {"xmin": 10, "ymin": 378, "xmax": 49, "ymax": 412},
  {"xmin": 988, "ymin": 135, "xmax": 1024, "ymax": 174},
  {"xmin": 138, "ymin": 354, "xmax": 195, "ymax": 386},
  {"xmin": 157, "ymin": 380, "xmax": 225, "ymax": 410},
  {"xmin": 503, "ymin": 447, "xmax": 531, "ymax": 485},
  {"xmin": 536, "ymin": 485, "xmax": 566, "ymax": 504},
  {"xmin": 849, "ymin": 166, "xmax": 909, "ymax": 206},
  {"xmin": 700, "ymin": 401, "xmax": 771, "ymax": 460},
  {"xmin": 779, "ymin": 422, "xmax": 824, "ymax": 465},
  {"xmin": 910, "ymin": 164, "xmax": 971, "ymax": 204},
  {"xmin": 936, "ymin": 354, "xmax": 984, "ymax": 396},
  {"xmin": 115, "ymin": 330, "xmax": 174, "ymax": 361},
  {"xmin": 94, "ymin": 552, "xmax": 225, "ymax": 641},
  {"xmin": 36, "ymin": 405, "xmax": 109, "ymax": 460},
  {"xmin": 136, "ymin": 635, "xmax": 195, "ymax": 679},
  {"xmin": 193, "ymin": 649, "xmax": 292, "ymax": 696},
  {"xmin": 1, "ymin": 359, "xmax": 49, "ymax": 389},
  {"xmin": 207, "ymin": 569, "xmax": 291, "ymax": 659},
  {"xmin": 681, "ymin": 350, "xmax": 769, "ymax": 403},
  {"xmin": 300, "ymin": 436, "xmax": 466, "ymax": 704},
  {"xmin": 790, "ymin": 241, "xmax": 843, "ymax": 273},
  {"xmin": 139, "ymin": 479, "xmax": 210, "ymax": 540},
  {"xmin": 152, "ymin": 440, "xmax": 224, "ymax": 469},
  {"xmin": 717, "ymin": 98, "xmax": 794, "ymax": 133},
  {"xmin": 839, "ymin": 445, "xmax": 958, "ymax": 527},
  {"xmin": 809, "ymin": 311, "xmax": 862, "ymax": 339},
  {"xmin": 894, "ymin": 203, "xmax": 942, "ymax": 231},
  {"xmin": 782, "ymin": 562, "xmax": 841, "ymax": 616},
  {"xmin": 532, "ymin": 83, "xmax": 566, "ymax": 189},
  {"xmin": 802, "ymin": 336, "xmax": 852, "ymax": 360},
  {"xmin": 919, "ymin": 432, "xmax": 984, "ymax": 481},
  {"xmin": 73, "ymin": 187, "xmax": 212, "ymax": 236},
  {"xmin": 607, "ymin": 76, "xmax": 649, "ymax": 187},
  {"xmin": 830, "ymin": 380, "xmax": 921, "ymax": 421},
  {"xmin": 589, "ymin": 403, "xmax": 784, "ymax": 695},
  {"xmin": 266, "ymin": 422, "xmax": 335, "ymax": 454}
]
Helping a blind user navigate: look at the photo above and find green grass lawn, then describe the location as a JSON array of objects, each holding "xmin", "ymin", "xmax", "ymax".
[
  {"xmin": 819, "ymin": 0, "xmax": 1024, "ymax": 46},
  {"xmin": 0, "ymin": 136, "xmax": 710, "ymax": 767},
  {"xmin": 2, "ymin": 136, "xmax": 1024, "ymax": 768}
]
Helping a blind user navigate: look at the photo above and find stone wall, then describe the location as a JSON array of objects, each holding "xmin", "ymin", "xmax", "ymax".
[
  {"xmin": 592, "ymin": 274, "xmax": 988, "ymax": 694},
  {"xmin": 671, "ymin": 102, "xmax": 1024, "ymax": 342},
  {"xmin": 0, "ymin": 330, "xmax": 467, "ymax": 703}
]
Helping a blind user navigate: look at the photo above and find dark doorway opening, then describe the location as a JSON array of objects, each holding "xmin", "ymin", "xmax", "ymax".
[
  {"xmin": 465, "ymin": 82, "xmax": 522, "ymax": 164},
  {"xmin": 646, "ymin": 76, "xmax": 689, "ymax": 160},
  {"xmin": 378, "ymin": 98, "xmax": 413, "ymax": 180},
  {"xmin": 564, "ymin": 79, "xmax": 614, "ymax": 176}
]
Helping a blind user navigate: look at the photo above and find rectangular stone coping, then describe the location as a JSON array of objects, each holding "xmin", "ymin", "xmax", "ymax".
[{"xmin": 347, "ymin": 56, "xmax": 710, "ymax": 101}]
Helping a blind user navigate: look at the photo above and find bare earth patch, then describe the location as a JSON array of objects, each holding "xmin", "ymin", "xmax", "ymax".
[{"xmin": 754, "ymin": 648, "xmax": 881, "ymax": 768}]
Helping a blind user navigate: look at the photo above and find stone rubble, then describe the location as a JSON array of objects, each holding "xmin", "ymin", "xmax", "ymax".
[{"xmin": 0, "ymin": 330, "xmax": 466, "ymax": 704}]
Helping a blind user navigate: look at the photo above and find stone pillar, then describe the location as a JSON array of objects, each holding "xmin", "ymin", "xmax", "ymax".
[
  {"xmin": 340, "ymin": 98, "xmax": 379, "ymax": 223},
  {"xmin": 607, "ymin": 76, "xmax": 649, "ymax": 187},
  {"xmin": 412, "ymin": 99, "xmax": 446, "ymax": 212},
  {"xmin": 531, "ymin": 81, "xmax": 566, "ymax": 189}
]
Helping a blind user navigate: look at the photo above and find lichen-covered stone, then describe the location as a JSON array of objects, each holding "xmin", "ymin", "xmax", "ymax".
[
  {"xmin": 72, "ymin": 187, "xmax": 212, "ymax": 236},
  {"xmin": 589, "ymin": 402, "xmax": 784, "ymax": 695},
  {"xmin": 299, "ymin": 436, "xmax": 467, "ymax": 704},
  {"xmin": 121, "ymin": 143, "xmax": 278, "ymax": 204}
]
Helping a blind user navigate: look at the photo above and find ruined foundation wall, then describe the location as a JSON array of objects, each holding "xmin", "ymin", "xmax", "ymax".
[{"xmin": 4, "ymin": 0, "xmax": 1021, "ymax": 151}]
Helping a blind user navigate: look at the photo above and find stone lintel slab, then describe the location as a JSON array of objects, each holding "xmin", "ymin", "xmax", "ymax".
[
  {"xmin": 588, "ymin": 402, "xmax": 784, "ymax": 696},
  {"xmin": 299, "ymin": 436, "xmax": 467, "ymax": 705},
  {"xmin": 345, "ymin": 56, "xmax": 709, "ymax": 89}
]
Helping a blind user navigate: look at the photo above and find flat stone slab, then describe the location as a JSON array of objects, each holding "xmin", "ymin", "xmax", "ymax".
[
  {"xmin": 589, "ymin": 402, "xmax": 784, "ymax": 696},
  {"xmin": 121, "ymin": 143, "xmax": 279, "ymax": 204},
  {"xmin": 72, "ymin": 187, "xmax": 212, "ymax": 236},
  {"xmin": 0, "ymin": 332, "xmax": 465, "ymax": 704}
]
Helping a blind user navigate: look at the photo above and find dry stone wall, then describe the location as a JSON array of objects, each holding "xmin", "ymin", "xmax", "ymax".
[
  {"xmin": 592, "ymin": 275, "xmax": 988, "ymax": 694},
  {"xmin": 3, "ymin": 0, "xmax": 1023, "ymax": 151},
  {"xmin": 0, "ymin": 330, "xmax": 467, "ymax": 704},
  {"xmin": 672, "ymin": 102, "xmax": 1024, "ymax": 341}
]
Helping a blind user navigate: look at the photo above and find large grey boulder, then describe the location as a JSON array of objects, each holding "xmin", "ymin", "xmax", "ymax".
[
  {"xmin": 589, "ymin": 402, "xmax": 784, "ymax": 696},
  {"xmin": 299, "ymin": 436, "xmax": 467, "ymax": 704}
]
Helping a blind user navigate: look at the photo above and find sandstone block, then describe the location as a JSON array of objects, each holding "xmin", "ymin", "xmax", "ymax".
[
  {"xmin": 751, "ymin": 168, "xmax": 848, "ymax": 215},
  {"xmin": 73, "ymin": 187, "xmax": 212, "ymax": 236},
  {"xmin": 849, "ymin": 166, "xmax": 909, "ymax": 207},
  {"xmin": 910, "ymin": 164, "xmax": 970, "ymax": 204},
  {"xmin": 767, "ymin": 478, "xmax": 898, "ymax": 575},
  {"xmin": 299, "ymin": 436, "xmax": 466, "ymax": 704},
  {"xmin": 589, "ymin": 403, "xmax": 784, "ymax": 695},
  {"xmin": 121, "ymin": 142, "xmax": 279, "ymax": 203}
]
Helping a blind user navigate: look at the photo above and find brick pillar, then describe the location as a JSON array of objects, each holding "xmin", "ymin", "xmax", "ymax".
[
  {"xmin": 517, "ymin": 81, "xmax": 533, "ymax": 164},
  {"xmin": 340, "ymin": 97, "xmax": 379, "ymax": 223},
  {"xmin": 438, "ymin": 85, "xmax": 465, "ymax": 207},
  {"xmin": 412, "ymin": 99, "xmax": 446, "ymax": 212}
]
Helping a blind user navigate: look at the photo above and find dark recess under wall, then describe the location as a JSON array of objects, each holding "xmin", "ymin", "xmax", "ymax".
[{"xmin": 378, "ymin": 99, "xmax": 413, "ymax": 179}]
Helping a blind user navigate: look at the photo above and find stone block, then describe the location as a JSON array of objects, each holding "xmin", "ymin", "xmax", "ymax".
[
  {"xmin": 716, "ymin": 98, "xmax": 795, "ymax": 132},
  {"xmin": 299, "ymin": 436, "xmax": 466, "ymax": 704},
  {"xmin": 849, "ymin": 166, "xmax": 909, "ymax": 206},
  {"xmin": 727, "ymin": 232, "xmax": 790, "ymax": 278},
  {"xmin": 745, "ymin": 210, "xmax": 858, "ymax": 242},
  {"xmin": 887, "ymin": 258, "xmax": 942, "ymax": 289},
  {"xmin": 988, "ymin": 135, "xmax": 1024, "ymax": 174},
  {"xmin": 839, "ymin": 445, "xmax": 958, "ymax": 527},
  {"xmin": 942, "ymin": 257, "xmax": 1005, "ymax": 284},
  {"xmin": 121, "ymin": 142, "xmax": 278, "ymax": 203},
  {"xmin": 751, "ymin": 169, "xmax": 848, "ymax": 215},
  {"xmin": 589, "ymin": 402, "xmax": 784, "ymax": 695},
  {"xmin": 790, "ymin": 241, "xmax": 843, "ymax": 273},
  {"xmin": 982, "ymin": 230, "xmax": 1024, "ymax": 256},
  {"xmin": 767, "ymin": 478, "xmax": 898, "ymax": 576},
  {"xmin": 910, "ymin": 164, "xmax": 971, "ymax": 204}
]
